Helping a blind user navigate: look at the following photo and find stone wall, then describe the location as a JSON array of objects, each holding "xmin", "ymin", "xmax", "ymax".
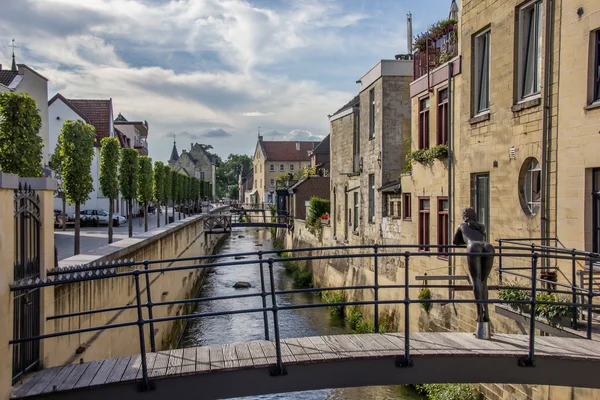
[{"xmin": 41, "ymin": 214, "xmax": 226, "ymax": 369}]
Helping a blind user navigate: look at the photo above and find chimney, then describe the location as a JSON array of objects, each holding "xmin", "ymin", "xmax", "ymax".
[{"xmin": 407, "ymin": 12, "xmax": 413, "ymax": 54}]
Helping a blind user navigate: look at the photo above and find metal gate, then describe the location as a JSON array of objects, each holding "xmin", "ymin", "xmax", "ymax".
[{"xmin": 12, "ymin": 183, "xmax": 41, "ymax": 384}]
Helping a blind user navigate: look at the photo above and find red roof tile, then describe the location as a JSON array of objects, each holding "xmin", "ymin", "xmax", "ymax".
[
  {"xmin": 68, "ymin": 99, "xmax": 112, "ymax": 143},
  {"xmin": 260, "ymin": 141, "xmax": 319, "ymax": 161}
]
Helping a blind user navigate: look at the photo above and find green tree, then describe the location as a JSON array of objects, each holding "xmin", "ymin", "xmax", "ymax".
[
  {"xmin": 153, "ymin": 161, "xmax": 165, "ymax": 228},
  {"xmin": 215, "ymin": 153, "xmax": 252, "ymax": 199},
  {"xmin": 228, "ymin": 184, "xmax": 238, "ymax": 200},
  {"xmin": 178, "ymin": 172, "xmax": 186, "ymax": 218},
  {"xmin": 99, "ymin": 137, "xmax": 120, "ymax": 243},
  {"xmin": 49, "ymin": 143, "xmax": 66, "ymax": 231},
  {"xmin": 191, "ymin": 177, "xmax": 200, "ymax": 212},
  {"xmin": 0, "ymin": 92, "xmax": 43, "ymax": 176},
  {"xmin": 138, "ymin": 155, "xmax": 153, "ymax": 232},
  {"xmin": 59, "ymin": 120, "xmax": 96, "ymax": 255},
  {"xmin": 171, "ymin": 169, "xmax": 179, "ymax": 221},
  {"xmin": 163, "ymin": 165, "xmax": 172, "ymax": 225},
  {"xmin": 119, "ymin": 148, "xmax": 139, "ymax": 237}
]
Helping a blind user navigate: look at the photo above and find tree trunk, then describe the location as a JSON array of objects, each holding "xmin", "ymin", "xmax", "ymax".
[
  {"xmin": 172, "ymin": 201, "xmax": 175, "ymax": 222},
  {"xmin": 178, "ymin": 202, "xmax": 181, "ymax": 220},
  {"xmin": 128, "ymin": 199, "xmax": 133, "ymax": 237},
  {"xmin": 165, "ymin": 201, "xmax": 169, "ymax": 225},
  {"xmin": 144, "ymin": 202, "xmax": 148, "ymax": 232},
  {"xmin": 74, "ymin": 202, "xmax": 80, "ymax": 255},
  {"xmin": 157, "ymin": 201, "xmax": 160, "ymax": 228},
  {"xmin": 108, "ymin": 197, "xmax": 114, "ymax": 244},
  {"xmin": 61, "ymin": 195, "xmax": 66, "ymax": 231}
]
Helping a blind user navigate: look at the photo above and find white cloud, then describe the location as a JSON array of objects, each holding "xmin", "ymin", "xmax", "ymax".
[{"xmin": 241, "ymin": 112, "xmax": 275, "ymax": 117}]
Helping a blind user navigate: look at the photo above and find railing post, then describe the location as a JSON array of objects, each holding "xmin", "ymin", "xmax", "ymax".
[
  {"xmin": 134, "ymin": 271, "xmax": 152, "ymax": 391},
  {"xmin": 258, "ymin": 251, "xmax": 270, "ymax": 340},
  {"xmin": 143, "ymin": 261, "xmax": 157, "ymax": 352},
  {"xmin": 588, "ymin": 254, "xmax": 594, "ymax": 340},
  {"xmin": 519, "ymin": 252, "xmax": 537, "ymax": 367},
  {"xmin": 571, "ymin": 249, "xmax": 578, "ymax": 330},
  {"xmin": 267, "ymin": 259, "xmax": 285, "ymax": 376},
  {"xmin": 396, "ymin": 252, "xmax": 413, "ymax": 368},
  {"xmin": 373, "ymin": 244, "xmax": 379, "ymax": 333},
  {"xmin": 498, "ymin": 240, "xmax": 503, "ymax": 284}
]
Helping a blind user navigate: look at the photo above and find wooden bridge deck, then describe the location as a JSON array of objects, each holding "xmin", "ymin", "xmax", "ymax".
[{"xmin": 11, "ymin": 333, "xmax": 600, "ymax": 399}]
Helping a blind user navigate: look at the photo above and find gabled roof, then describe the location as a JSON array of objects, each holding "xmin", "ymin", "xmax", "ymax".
[
  {"xmin": 260, "ymin": 141, "xmax": 319, "ymax": 162},
  {"xmin": 190, "ymin": 143, "xmax": 216, "ymax": 164},
  {"xmin": 0, "ymin": 70, "xmax": 18, "ymax": 87},
  {"xmin": 49, "ymin": 93, "xmax": 113, "ymax": 144},
  {"xmin": 311, "ymin": 134, "xmax": 330, "ymax": 155},
  {"xmin": 331, "ymin": 95, "xmax": 360, "ymax": 116},
  {"xmin": 114, "ymin": 127, "xmax": 128, "ymax": 148}
]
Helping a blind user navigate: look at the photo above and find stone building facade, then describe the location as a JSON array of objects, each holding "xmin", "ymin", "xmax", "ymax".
[
  {"xmin": 329, "ymin": 60, "xmax": 412, "ymax": 246},
  {"xmin": 252, "ymin": 137, "xmax": 317, "ymax": 204},
  {"xmin": 168, "ymin": 142, "xmax": 217, "ymax": 200}
]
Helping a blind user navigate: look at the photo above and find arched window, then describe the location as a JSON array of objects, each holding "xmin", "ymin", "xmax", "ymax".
[{"xmin": 519, "ymin": 158, "xmax": 541, "ymax": 215}]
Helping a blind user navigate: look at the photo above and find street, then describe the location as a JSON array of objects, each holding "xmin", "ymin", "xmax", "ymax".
[{"xmin": 55, "ymin": 207, "xmax": 187, "ymax": 261}]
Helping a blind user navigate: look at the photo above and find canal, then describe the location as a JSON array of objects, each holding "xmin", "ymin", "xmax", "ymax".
[{"xmin": 179, "ymin": 228, "xmax": 422, "ymax": 400}]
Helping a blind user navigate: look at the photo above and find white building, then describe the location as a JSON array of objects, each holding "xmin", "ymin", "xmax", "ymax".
[
  {"xmin": 48, "ymin": 94, "xmax": 137, "ymax": 217},
  {"xmin": 0, "ymin": 56, "xmax": 50, "ymax": 165}
]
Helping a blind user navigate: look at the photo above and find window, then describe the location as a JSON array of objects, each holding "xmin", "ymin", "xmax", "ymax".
[
  {"xmin": 518, "ymin": 1, "xmax": 543, "ymax": 100},
  {"xmin": 593, "ymin": 169, "xmax": 600, "ymax": 253},
  {"xmin": 270, "ymin": 164, "xmax": 275, "ymax": 172},
  {"xmin": 369, "ymin": 88, "xmax": 375, "ymax": 139},
  {"xmin": 403, "ymin": 193, "xmax": 412, "ymax": 220},
  {"xmin": 519, "ymin": 158, "xmax": 541, "ymax": 215},
  {"xmin": 386, "ymin": 194, "xmax": 401, "ymax": 218},
  {"xmin": 419, "ymin": 97, "xmax": 430, "ymax": 149},
  {"xmin": 200, "ymin": 171, "xmax": 205, "ymax": 180},
  {"xmin": 353, "ymin": 192, "xmax": 359, "ymax": 232},
  {"xmin": 353, "ymin": 111, "xmax": 360, "ymax": 172},
  {"xmin": 260, "ymin": 179, "xmax": 262, "ymax": 188},
  {"xmin": 279, "ymin": 164, "xmax": 285, "ymax": 172},
  {"xmin": 471, "ymin": 173, "xmax": 490, "ymax": 238},
  {"xmin": 437, "ymin": 89, "xmax": 449, "ymax": 145},
  {"xmin": 368, "ymin": 174, "xmax": 375, "ymax": 222},
  {"xmin": 270, "ymin": 179, "xmax": 275, "ymax": 187},
  {"xmin": 593, "ymin": 30, "xmax": 600, "ymax": 103},
  {"xmin": 290, "ymin": 164, "xmax": 295, "ymax": 172},
  {"xmin": 438, "ymin": 197, "xmax": 449, "ymax": 256},
  {"xmin": 419, "ymin": 198, "xmax": 430, "ymax": 251},
  {"xmin": 260, "ymin": 164, "xmax": 262, "ymax": 173},
  {"xmin": 473, "ymin": 29, "xmax": 491, "ymax": 114}
]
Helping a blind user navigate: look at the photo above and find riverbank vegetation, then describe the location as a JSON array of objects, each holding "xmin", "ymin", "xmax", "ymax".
[
  {"xmin": 413, "ymin": 384, "xmax": 481, "ymax": 400},
  {"xmin": 273, "ymin": 239, "xmax": 313, "ymax": 288}
]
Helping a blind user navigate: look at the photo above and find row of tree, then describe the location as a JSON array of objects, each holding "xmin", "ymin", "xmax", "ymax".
[{"xmin": 50, "ymin": 121, "xmax": 212, "ymax": 255}]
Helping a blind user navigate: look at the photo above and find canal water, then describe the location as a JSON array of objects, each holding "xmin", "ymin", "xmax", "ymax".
[{"xmin": 179, "ymin": 228, "xmax": 422, "ymax": 400}]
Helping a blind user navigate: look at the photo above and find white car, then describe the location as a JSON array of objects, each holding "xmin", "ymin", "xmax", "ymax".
[{"xmin": 76, "ymin": 209, "xmax": 126, "ymax": 226}]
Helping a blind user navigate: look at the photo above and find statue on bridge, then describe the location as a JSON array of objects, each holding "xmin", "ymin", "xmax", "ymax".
[{"xmin": 453, "ymin": 207, "xmax": 495, "ymax": 340}]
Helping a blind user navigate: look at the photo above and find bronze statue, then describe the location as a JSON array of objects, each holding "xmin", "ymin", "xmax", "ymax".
[{"xmin": 453, "ymin": 207, "xmax": 495, "ymax": 339}]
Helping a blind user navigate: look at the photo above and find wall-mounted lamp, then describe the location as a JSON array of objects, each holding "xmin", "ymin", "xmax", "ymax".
[
  {"xmin": 359, "ymin": 157, "xmax": 364, "ymax": 173},
  {"xmin": 493, "ymin": 160, "xmax": 498, "ymax": 168},
  {"xmin": 377, "ymin": 151, "xmax": 382, "ymax": 168},
  {"xmin": 577, "ymin": 6, "xmax": 584, "ymax": 17}
]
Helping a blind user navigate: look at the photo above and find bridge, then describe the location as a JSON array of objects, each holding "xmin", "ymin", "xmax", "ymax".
[
  {"xmin": 8, "ymin": 243, "xmax": 600, "ymax": 399},
  {"xmin": 203, "ymin": 206, "xmax": 291, "ymax": 233}
]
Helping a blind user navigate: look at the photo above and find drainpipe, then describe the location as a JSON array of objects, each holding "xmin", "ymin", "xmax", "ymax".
[
  {"xmin": 541, "ymin": 0, "xmax": 555, "ymax": 266},
  {"xmin": 447, "ymin": 60, "xmax": 454, "ymax": 296}
]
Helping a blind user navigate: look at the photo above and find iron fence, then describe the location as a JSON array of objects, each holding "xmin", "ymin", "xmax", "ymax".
[{"xmin": 9, "ymin": 243, "xmax": 600, "ymax": 390}]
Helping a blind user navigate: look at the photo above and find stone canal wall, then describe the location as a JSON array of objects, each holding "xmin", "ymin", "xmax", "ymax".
[
  {"xmin": 280, "ymin": 221, "xmax": 600, "ymax": 400},
  {"xmin": 42, "ymin": 214, "xmax": 226, "ymax": 369}
]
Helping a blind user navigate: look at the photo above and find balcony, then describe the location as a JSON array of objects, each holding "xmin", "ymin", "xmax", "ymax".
[
  {"xmin": 134, "ymin": 137, "xmax": 148, "ymax": 155},
  {"xmin": 413, "ymin": 19, "xmax": 458, "ymax": 81}
]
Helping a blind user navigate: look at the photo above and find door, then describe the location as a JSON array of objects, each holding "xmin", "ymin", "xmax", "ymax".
[
  {"xmin": 344, "ymin": 191, "xmax": 348, "ymax": 241},
  {"xmin": 471, "ymin": 173, "xmax": 490, "ymax": 238},
  {"xmin": 593, "ymin": 169, "xmax": 600, "ymax": 254}
]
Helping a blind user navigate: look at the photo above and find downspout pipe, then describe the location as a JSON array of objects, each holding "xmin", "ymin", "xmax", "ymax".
[
  {"xmin": 541, "ymin": 0, "xmax": 555, "ymax": 258},
  {"xmin": 447, "ymin": 60, "xmax": 454, "ymax": 296}
]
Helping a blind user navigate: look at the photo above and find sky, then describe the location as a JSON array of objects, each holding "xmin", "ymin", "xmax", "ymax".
[{"xmin": 0, "ymin": 0, "xmax": 452, "ymax": 162}]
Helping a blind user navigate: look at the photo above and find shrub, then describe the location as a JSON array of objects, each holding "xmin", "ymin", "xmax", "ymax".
[
  {"xmin": 416, "ymin": 384, "xmax": 481, "ymax": 400},
  {"xmin": 305, "ymin": 196, "xmax": 330, "ymax": 242},
  {"xmin": 418, "ymin": 288, "xmax": 433, "ymax": 315},
  {"xmin": 345, "ymin": 306, "xmax": 363, "ymax": 331},
  {"xmin": 292, "ymin": 268, "xmax": 313, "ymax": 288},
  {"xmin": 322, "ymin": 291, "xmax": 346, "ymax": 317}
]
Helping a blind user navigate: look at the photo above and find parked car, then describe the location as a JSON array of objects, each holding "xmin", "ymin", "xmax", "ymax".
[{"xmin": 74, "ymin": 209, "xmax": 126, "ymax": 226}]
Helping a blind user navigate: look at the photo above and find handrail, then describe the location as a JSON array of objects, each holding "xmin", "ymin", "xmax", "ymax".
[{"xmin": 9, "ymin": 245, "xmax": 600, "ymax": 390}]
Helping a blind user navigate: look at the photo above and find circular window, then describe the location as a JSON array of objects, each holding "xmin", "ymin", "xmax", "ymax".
[{"xmin": 518, "ymin": 158, "xmax": 541, "ymax": 216}]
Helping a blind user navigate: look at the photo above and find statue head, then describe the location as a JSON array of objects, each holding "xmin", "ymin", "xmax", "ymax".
[{"xmin": 462, "ymin": 207, "xmax": 477, "ymax": 223}]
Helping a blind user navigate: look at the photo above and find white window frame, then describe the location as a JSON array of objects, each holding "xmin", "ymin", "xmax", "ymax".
[
  {"xmin": 279, "ymin": 164, "xmax": 284, "ymax": 172},
  {"xmin": 473, "ymin": 29, "xmax": 491, "ymax": 115},
  {"xmin": 270, "ymin": 178, "xmax": 275, "ymax": 187},
  {"xmin": 200, "ymin": 171, "xmax": 205, "ymax": 180},
  {"xmin": 290, "ymin": 164, "xmax": 295, "ymax": 171},
  {"xmin": 517, "ymin": 0, "xmax": 543, "ymax": 101},
  {"xmin": 524, "ymin": 159, "xmax": 541, "ymax": 215},
  {"xmin": 269, "ymin": 164, "xmax": 275, "ymax": 172}
]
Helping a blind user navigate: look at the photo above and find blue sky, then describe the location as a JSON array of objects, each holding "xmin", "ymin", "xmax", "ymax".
[{"xmin": 0, "ymin": 0, "xmax": 453, "ymax": 161}]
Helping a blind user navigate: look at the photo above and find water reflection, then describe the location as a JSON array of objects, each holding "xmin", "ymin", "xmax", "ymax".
[{"xmin": 179, "ymin": 228, "xmax": 423, "ymax": 400}]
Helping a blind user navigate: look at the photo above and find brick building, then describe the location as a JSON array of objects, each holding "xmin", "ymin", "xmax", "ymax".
[{"xmin": 287, "ymin": 177, "xmax": 330, "ymax": 221}]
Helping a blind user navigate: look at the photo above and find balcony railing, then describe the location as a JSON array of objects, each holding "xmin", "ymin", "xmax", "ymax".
[{"xmin": 413, "ymin": 30, "xmax": 458, "ymax": 81}]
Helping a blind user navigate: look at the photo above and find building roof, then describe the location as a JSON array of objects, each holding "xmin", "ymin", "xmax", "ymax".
[
  {"xmin": 49, "ymin": 94, "xmax": 113, "ymax": 145},
  {"xmin": 0, "ymin": 70, "xmax": 18, "ymax": 87},
  {"xmin": 331, "ymin": 95, "xmax": 360, "ymax": 117},
  {"xmin": 260, "ymin": 141, "xmax": 319, "ymax": 161},
  {"xmin": 169, "ymin": 141, "xmax": 179, "ymax": 162},
  {"xmin": 114, "ymin": 112, "xmax": 128, "ymax": 122},
  {"xmin": 311, "ymin": 134, "xmax": 330, "ymax": 155}
]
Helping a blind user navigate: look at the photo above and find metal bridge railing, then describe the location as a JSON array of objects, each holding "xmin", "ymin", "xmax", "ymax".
[{"xmin": 9, "ymin": 244, "xmax": 600, "ymax": 390}]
